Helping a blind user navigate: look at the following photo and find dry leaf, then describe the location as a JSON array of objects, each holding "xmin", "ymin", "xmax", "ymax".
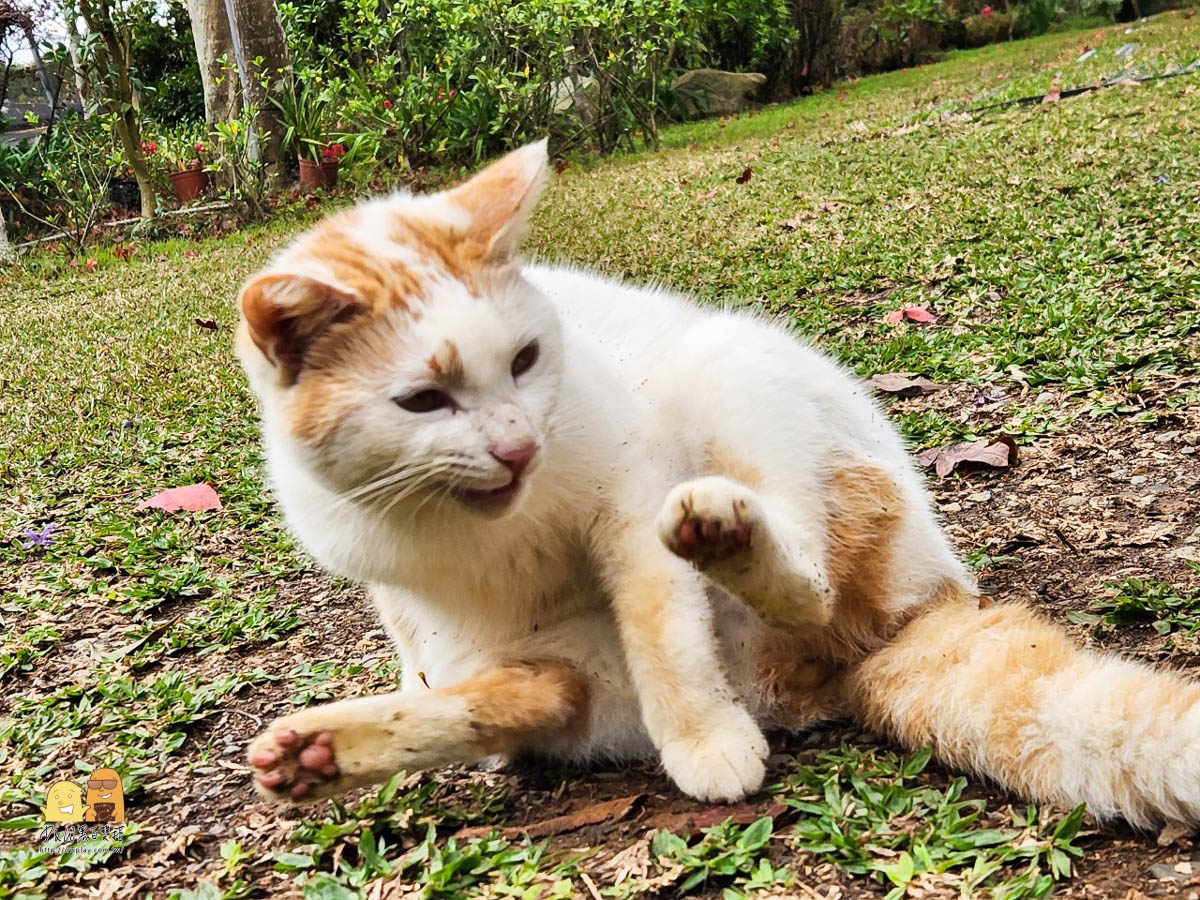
[
  {"xmin": 916, "ymin": 436, "xmax": 1018, "ymax": 478},
  {"xmin": 868, "ymin": 372, "xmax": 945, "ymax": 396},
  {"xmin": 816, "ymin": 201, "xmax": 847, "ymax": 212},
  {"xmin": 735, "ymin": 166, "xmax": 753, "ymax": 184},
  {"xmin": 697, "ymin": 187, "xmax": 719, "ymax": 200},
  {"xmin": 455, "ymin": 794, "xmax": 643, "ymax": 841},
  {"xmin": 1042, "ymin": 84, "xmax": 1062, "ymax": 103},
  {"xmin": 136, "ymin": 483, "xmax": 223, "ymax": 512},
  {"xmin": 194, "ymin": 318, "xmax": 219, "ymax": 330},
  {"xmin": 885, "ymin": 306, "xmax": 937, "ymax": 324}
]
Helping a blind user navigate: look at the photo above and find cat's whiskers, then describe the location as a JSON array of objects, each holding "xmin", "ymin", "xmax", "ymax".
[
  {"xmin": 376, "ymin": 459, "xmax": 491, "ymax": 520},
  {"xmin": 329, "ymin": 459, "xmax": 458, "ymax": 513}
]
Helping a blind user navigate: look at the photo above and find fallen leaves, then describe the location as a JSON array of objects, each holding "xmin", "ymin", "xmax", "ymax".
[
  {"xmin": 455, "ymin": 794, "xmax": 643, "ymax": 841},
  {"xmin": 868, "ymin": 372, "xmax": 945, "ymax": 396},
  {"xmin": 917, "ymin": 435, "xmax": 1019, "ymax": 478},
  {"xmin": 194, "ymin": 318, "xmax": 219, "ymax": 330},
  {"xmin": 735, "ymin": 166, "xmax": 753, "ymax": 184},
  {"xmin": 136, "ymin": 483, "xmax": 223, "ymax": 512},
  {"xmin": 885, "ymin": 305, "xmax": 937, "ymax": 324},
  {"xmin": 697, "ymin": 187, "xmax": 720, "ymax": 201}
]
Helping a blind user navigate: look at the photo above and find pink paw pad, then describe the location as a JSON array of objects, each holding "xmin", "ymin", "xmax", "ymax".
[
  {"xmin": 250, "ymin": 729, "xmax": 340, "ymax": 799},
  {"xmin": 671, "ymin": 511, "xmax": 753, "ymax": 568}
]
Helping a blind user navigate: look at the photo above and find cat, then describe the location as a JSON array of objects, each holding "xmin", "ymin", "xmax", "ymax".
[{"xmin": 239, "ymin": 139, "xmax": 1200, "ymax": 834}]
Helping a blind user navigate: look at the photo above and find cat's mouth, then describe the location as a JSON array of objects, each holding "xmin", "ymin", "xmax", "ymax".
[{"xmin": 456, "ymin": 475, "xmax": 524, "ymax": 512}]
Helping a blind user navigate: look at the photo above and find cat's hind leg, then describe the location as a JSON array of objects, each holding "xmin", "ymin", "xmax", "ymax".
[
  {"xmin": 247, "ymin": 658, "xmax": 589, "ymax": 803},
  {"xmin": 657, "ymin": 475, "xmax": 835, "ymax": 627}
]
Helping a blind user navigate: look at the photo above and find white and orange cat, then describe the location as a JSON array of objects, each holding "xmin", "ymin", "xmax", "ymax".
[{"xmin": 239, "ymin": 140, "xmax": 1200, "ymax": 833}]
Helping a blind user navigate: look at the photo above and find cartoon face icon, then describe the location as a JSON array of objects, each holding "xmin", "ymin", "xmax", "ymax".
[
  {"xmin": 83, "ymin": 769, "xmax": 124, "ymax": 824},
  {"xmin": 42, "ymin": 781, "xmax": 86, "ymax": 823}
]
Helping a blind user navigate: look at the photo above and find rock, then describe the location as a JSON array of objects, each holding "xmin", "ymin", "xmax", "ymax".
[
  {"xmin": 671, "ymin": 69, "xmax": 766, "ymax": 117},
  {"xmin": 551, "ymin": 76, "xmax": 598, "ymax": 127}
]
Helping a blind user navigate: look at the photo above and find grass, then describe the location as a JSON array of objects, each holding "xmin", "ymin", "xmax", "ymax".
[
  {"xmin": 1068, "ymin": 565, "xmax": 1200, "ymax": 641},
  {"xmin": 2, "ymin": 12, "xmax": 1199, "ymax": 898}
]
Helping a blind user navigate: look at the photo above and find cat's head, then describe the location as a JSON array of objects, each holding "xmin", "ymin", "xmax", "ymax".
[{"xmin": 236, "ymin": 140, "xmax": 560, "ymax": 520}]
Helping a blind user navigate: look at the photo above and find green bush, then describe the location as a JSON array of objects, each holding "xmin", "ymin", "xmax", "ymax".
[
  {"xmin": 1017, "ymin": 0, "xmax": 1059, "ymax": 34},
  {"xmin": 962, "ymin": 10, "xmax": 1016, "ymax": 45},
  {"xmin": 274, "ymin": 0, "xmax": 844, "ymax": 171},
  {"xmin": 837, "ymin": 0, "xmax": 950, "ymax": 75}
]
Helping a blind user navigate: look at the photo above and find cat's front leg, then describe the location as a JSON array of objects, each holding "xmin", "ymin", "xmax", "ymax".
[
  {"xmin": 246, "ymin": 659, "xmax": 588, "ymax": 802},
  {"xmin": 598, "ymin": 520, "xmax": 769, "ymax": 803}
]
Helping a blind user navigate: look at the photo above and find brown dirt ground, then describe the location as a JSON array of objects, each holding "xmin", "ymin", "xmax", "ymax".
[{"xmin": 8, "ymin": 374, "xmax": 1200, "ymax": 899}]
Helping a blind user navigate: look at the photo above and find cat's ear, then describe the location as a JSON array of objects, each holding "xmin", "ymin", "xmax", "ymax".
[
  {"xmin": 447, "ymin": 138, "xmax": 548, "ymax": 262},
  {"xmin": 239, "ymin": 270, "xmax": 361, "ymax": 383}
]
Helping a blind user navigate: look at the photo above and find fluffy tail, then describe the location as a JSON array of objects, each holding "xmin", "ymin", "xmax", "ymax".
[{"xmin": 849, "ymin": 594, "xmax": 1200, "ymax": 832}]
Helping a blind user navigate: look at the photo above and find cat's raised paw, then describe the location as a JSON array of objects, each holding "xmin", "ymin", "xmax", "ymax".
[
  {"xmin": 658, "ymin": 476, "xmax": 762, "ymax": 569},
  {"xmin": 248, "ymin": 727, "xmax": 341, "ymax": 802}
]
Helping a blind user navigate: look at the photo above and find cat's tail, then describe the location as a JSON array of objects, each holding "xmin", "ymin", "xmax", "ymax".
[{"xmin": 849, "ymin": 588, "xmax": 1200, "ymax": 833}]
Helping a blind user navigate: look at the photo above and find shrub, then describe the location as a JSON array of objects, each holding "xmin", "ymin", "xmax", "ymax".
[
  {"xmin": 274, "ymin": 0, "xmax": 846, "ymax": 169},
  {"xmin": 962, "ymin": 10, "xmax": 1015, "ymax": 45},
  {"xmin": 1017, "ymin": 0, "xmax": 1059, "ymax": 34},
  {"xmin": 837, "ymin": 0, "xmax": 949, "ymax": 75}
]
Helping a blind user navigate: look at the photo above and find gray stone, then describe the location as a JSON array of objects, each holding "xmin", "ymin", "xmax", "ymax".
[
  {"xmin": 551, "ymin": 76, "xmax": 598, "ymax": 127},
  {"xmin": 671, "ymin": 69, "xmax": 767, "ymax": 117}
]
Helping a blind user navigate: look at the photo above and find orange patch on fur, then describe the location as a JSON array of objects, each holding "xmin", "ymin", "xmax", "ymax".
[
  {"xmin": 753, "ymin": 632, "xmax": 848, "ymax": 729},
  {"xmin": 445, "ymin": 659, "xmax": 591, "ymax": 754},
  {"xmin": 806, "ymin": 457, "xmax": 908, "ymax": 664},
  {"xmin": 427, "ymin": 340, "xmax": 464, "ymax": 380},
  {"xmin": 701, "ymin": 441, "xmax": 764, "ymax": 490}
]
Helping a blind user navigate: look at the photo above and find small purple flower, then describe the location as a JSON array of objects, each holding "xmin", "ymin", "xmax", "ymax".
[
  {"xmin": 1155, "ymin": 174, "xmax": 1169, "ymax": 184},
  {"xmin": 21, "ymin": 523, "xmax": 56, "ymax": 549},
  {"xmin": 973, "ymin": 391, "xmax": 1009, "ymax": 406}
]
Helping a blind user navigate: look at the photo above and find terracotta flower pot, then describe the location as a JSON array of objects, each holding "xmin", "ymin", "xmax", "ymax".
[
  {"xmin": 298, "ymin": 157, "xmax": 339, "ymax": 189},
  {"xmin": 169, "ymin": 168, "xmax": 212, "ymax": 203}
]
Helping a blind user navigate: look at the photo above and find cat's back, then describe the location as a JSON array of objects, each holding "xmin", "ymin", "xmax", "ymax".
[{"xmin": 524, "ymin": 264, "xmax": 703, "ymax": 366}]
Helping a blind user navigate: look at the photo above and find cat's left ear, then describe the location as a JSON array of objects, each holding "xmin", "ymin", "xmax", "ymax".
[{"xmin": 447, "ymin": 138, "xmax": 548, "ymax": 262}]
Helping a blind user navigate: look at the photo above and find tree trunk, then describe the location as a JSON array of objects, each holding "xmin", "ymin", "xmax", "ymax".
[
  {"xmin": 185, "ymin": 0, "xmax": 239, "ymax": 123},
  {"xmin": 63, "ymin": 4, "xmax": 92, "ymax": 113},
  {"xmin": 226, "ymin": 0, "xmax": 289, "ymax": 171},
  {"xmin": 77, "ymin": 0, "xmax": 156, "ymax": 218},
  {"xmin": 0, "ymin": 211, "xmax": 14, "ymax": 265},
  {"xmin": 22, "ymin": 24, "xmax": 56, "ymax": 108}
]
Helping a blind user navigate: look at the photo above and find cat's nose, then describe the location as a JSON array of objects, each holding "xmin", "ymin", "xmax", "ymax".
[{"xmin": 490, "ymin": 442, "xmax": 538, "ymax": 478}]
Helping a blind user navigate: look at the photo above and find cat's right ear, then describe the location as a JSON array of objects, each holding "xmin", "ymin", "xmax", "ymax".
[{"xmin": 238, "ymin": 271, "xmax": 361, "ymax": 384}]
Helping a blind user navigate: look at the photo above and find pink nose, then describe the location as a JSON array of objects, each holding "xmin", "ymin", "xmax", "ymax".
[{"xmin": 490, "ymin": 442, "xmax": 537, "ymax": 478}]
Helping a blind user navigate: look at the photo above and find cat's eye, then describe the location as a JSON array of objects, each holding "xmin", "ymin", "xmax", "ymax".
[
  {"xmin": 396, "ymin": 389, "xmax": 450, "ymax": 413},
  {"xmin": 511, "ymin": 341, "xmax": 539, "ymax": 378}
]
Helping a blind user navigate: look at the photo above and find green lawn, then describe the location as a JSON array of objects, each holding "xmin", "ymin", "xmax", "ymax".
[{"xmin": 2, "ymin": 14, "xmax": 1199, "ymax": 898}]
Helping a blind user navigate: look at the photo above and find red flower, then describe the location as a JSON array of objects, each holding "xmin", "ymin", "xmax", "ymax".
[
  {"xmin": 141, "ymin": 140, "xmax": 157, "ymax": 154},
  {"xmin": 195, "ymin": 141, "xmax": 206, "ymax": 154},
  {"xmin": 322, "ymin": 143, "xmax": 347, "ymax": 161},
  {"xmin": 384, "ymin": 99, "xmax": 393, "ymax": 110},
  {"xmin": 449, "ymin": 89, "xmax": 457, "ymax": 99},
  {"xmin": 981, "ymin": 4, "xmax": 993, "ymax": 16}
]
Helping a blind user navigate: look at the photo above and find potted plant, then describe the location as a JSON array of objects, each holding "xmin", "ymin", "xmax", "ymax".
[
  {"xmin": 274, "ymin": 78, "xmax": 337, "ymax": 189},
  {"xmin": 316, "ymin": 142, "xmax": 346, "ymax": 187},
  {"xmin": 165, "ymin": 137, "xmax": 212, "ymax": 203}
]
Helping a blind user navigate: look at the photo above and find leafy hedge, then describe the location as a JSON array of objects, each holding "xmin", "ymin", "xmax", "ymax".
[{"xmin": 274, "ymin": 0, "xmax": 824, "ymax": 169}]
